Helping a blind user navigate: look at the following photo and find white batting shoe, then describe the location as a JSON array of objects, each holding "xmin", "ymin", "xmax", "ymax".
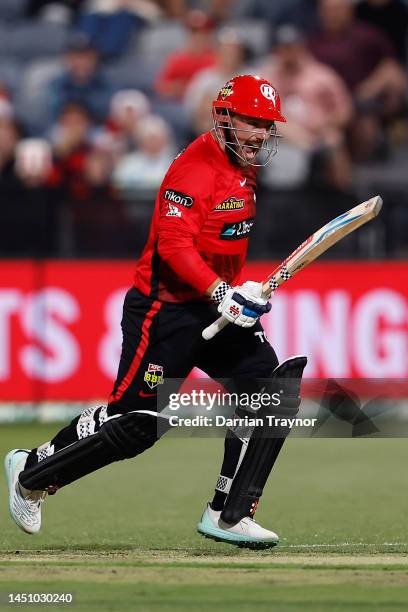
[
  {"xmin": 197, "ymin": 503, "xmax": 279, "ymax": 549},
  {"xmin": 4, "ymin": 449, "xmax": 47, "ymax": 535}
]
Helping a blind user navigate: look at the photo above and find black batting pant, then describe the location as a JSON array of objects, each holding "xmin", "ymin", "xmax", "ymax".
[{"xmin": 108, "ymin": 287, "xmax": 279, "ymax": 414}]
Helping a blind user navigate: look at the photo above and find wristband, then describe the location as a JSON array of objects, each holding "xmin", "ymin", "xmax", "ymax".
[{"xmin": 211, "ymin": 281, "xmax": 231, "ymax": 304}]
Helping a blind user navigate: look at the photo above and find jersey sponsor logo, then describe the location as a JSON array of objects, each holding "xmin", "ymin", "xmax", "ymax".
[
  {"xmin": 166, "ymin": 203, "xmax": 182, "ymax": 218},
  {"xmin": 219, "ymin": 217, "xmax": 255, "ymax": 240},
  {"xmin": 143, "ymin": 363, "xmax": 164, "ymax": 389},
  {"xmin": 214, "ymin": 197, "xmax": 245, "ymax": 212},
  {"xmin": 260, "ymin": 83, "xmax": 277, "ymax": 104},
  {"xmin": 163, "ymin": 189, "xmax": 194, "ymax": 208}
]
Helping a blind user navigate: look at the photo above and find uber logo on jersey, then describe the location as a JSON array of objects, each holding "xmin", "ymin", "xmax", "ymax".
[
  {"xmin": 163, "ymin": 188, "xmax": 194, "ymax": 208},
  {"xmin": 215, "ymin": 197, "xmax": 245, "ymax": 212},
  {"xmin": 220, "ymin": 217, "xmax": 255, "ymax": 240}
]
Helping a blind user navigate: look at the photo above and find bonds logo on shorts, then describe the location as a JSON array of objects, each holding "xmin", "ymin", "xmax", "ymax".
[
  {"xmin": 144, "ymin": 363, "xmax": 164, "ymax": 389},
  {"xmin": 219, "ymin": 217, "xmax": 255, "ymax": 240},
  {"xmin": 215, "ymin": 197, "xmax": 245, "ymax": 212},
  {"xmin": 163, "ymin": 189, "xmax": 194, "ymax": 208}
]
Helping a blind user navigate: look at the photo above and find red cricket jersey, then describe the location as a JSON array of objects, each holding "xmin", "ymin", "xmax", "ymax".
[{"xmin": 134, "ymin": 131, "xmax": 257, "ymax": 303}]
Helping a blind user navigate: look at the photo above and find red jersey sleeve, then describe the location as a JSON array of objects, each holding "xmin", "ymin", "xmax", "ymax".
[{"xmin": 156, "ymin": 152, "xmax": 219, "ymax": 294}]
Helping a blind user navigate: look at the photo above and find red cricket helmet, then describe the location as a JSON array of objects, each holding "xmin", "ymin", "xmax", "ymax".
[
  {"xmin": 213, "ymin": 74, "xmax": 286, "ymax": 123},
  {"xmin": 212, "ymin": 75, "xmax": 285, "ymax": 166}
]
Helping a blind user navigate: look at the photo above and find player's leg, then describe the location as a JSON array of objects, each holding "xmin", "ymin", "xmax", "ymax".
[
  {"xmin": 5, "ymin": 288, "xmax": 202, "ymax": 533},
  {"xmin": 196, "ymin": 322, "xmax": 307, "ymax": 547},
  {"xmin": 219, "ymin": 355, "xmax": 307, "ymax": 523},
  {"xmin": 4, "ymin": 288, "xmax": 160, "ymax": 533},
  {"xmin": 198, "ymin": 322, "xmax": 279, "ymax": 512},
  {"xmin": 4, "ymin": 408, "xmax": 171, "ymax": 535}
]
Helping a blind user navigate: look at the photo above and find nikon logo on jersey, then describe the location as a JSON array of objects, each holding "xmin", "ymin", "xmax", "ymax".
[
  {"xmin": 164, "ymin": 189, "xmax": 194, "ymax": 208},
  {"xmin": 220, "ymin": 217, "xmax": 255, "ymax": 240},
  {"xmin": 215, "ymin": 197, "xmax": 245, "ymax": 212}
]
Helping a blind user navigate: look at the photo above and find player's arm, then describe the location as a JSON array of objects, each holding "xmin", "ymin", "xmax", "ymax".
[
  {"xmin": 157, "ymin": 159, "xmax": 221, "ymax": 294},
  {"xmin": 157, "ymin": 159, "xmax": 271, "ymax": 326}
]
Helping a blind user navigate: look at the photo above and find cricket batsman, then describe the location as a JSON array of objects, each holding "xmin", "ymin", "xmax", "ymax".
[{"xmin": 5, "ymin": 75, "xmax": 307, "ymax": 549}]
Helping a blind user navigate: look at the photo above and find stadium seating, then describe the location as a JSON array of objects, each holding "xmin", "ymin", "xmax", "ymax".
[
  {"xmin": 135, "ymin": 21, "xmax": 187, "ymax": 60},
  {"xmin": 103, "ymin": 56, "xmax": 163, "ymax": 94},
  {"xmin": 0, "ymin": 0, "xmax": 26, "ymax": 22},
  {"xmin": 6, "ymin": 22, "xmax": 69, "ymax": 61}
]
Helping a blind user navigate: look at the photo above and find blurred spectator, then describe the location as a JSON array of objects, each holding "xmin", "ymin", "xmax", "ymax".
[
  {"xmin": 0, "ymin": 85, "xmax": 11, "ymax": 104},
  {"xmin": 0, "ymin": 114, "xmax": 20, "ymax": 186},
  {"xmin": 206, "ymin": 0, "xmax": 236, "ymax": 23},
  {"xmin": 49, "ymin": 102, "xmax": 93, "ymax": 198},
  {"xmin": 104, "ymin": 89, "xmax": 151, "ymax": 157},
  {"xmin": 0, "ymin": 138, "xmax": 60, "ymax": 256},
  {"xmin": 25, "ymin": 0, "xmax": 85, "ymax": 23},
  {"xmin": 77, "ymin": 0, "xmax": 152, "ymax": 60},
  {"xmin": 308, "ymin": 0, "xmax": 407, "ymax": 161},
  {"xmin": 113, "ymin": 115, "xmax": 175, "ymax": 191},
  {"xmin": 155, "ymin": 9, "xmax": 217, "ymax": 100},
  {"xmin": 184, "ymin": 27, "xmax": 250, "ymax": 136},
  {"xmin": 154, "ymin": 0, "xmax": 186, "ymax": 18},
  {"xmin": 47, "ymin": 31, "xmax": 113, "ymax": 121},
  {"xmin": 14, "ymin": 138, "xmax": 53, "ymax": 188},
  {"xmin": 66, "ymin": 143, "xmax": 130, "ymax": 255},
  {"xmin": 260, "ymin": 25, "xmax": 353, "ymax": 190},
  {"xmin": 356, "ymin": 0, "xmax": 408, "ymax": 64},
  {"xmin": 0, "ymin": 97, "xmax": 14, "ymax": 121}
]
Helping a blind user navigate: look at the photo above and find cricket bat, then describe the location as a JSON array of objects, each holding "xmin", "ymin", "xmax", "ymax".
[{"xmin": 202, "ymin": 195, "xmax": 383, "ymax": 340}]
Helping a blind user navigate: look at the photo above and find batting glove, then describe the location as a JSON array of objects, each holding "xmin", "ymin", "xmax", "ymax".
[{"xmin": 211, "ymin": 281, "xmax": 271, "ymax": 328}]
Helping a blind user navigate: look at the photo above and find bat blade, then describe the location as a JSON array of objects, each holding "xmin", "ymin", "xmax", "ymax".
[
  {"xmin": 264, "ymin": 195, "xmax": 382, "ymax": 295},
  {"xmin": 202, "ymin": 195, "xmax": 383, "ymax": 340}
]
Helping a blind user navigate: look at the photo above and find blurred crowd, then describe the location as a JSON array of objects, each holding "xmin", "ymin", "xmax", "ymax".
[{"xmin": 0, "ymin": 0, "xmax": 407, "ymax": 258}]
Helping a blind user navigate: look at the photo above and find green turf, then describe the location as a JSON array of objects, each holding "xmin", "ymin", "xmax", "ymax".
[{"xmin": 1, "ymin": 424, "xmax": 408, "ymax": 610}]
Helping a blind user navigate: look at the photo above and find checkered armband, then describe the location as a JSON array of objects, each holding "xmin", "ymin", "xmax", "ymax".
[{"xmin": 211, "ymin": 281, "xmax": 231, "ymax": 304}]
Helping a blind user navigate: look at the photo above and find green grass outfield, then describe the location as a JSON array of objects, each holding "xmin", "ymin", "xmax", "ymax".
[{"xmin": 1, "ymin": 424, "xmax": 408, "ymax": 611}]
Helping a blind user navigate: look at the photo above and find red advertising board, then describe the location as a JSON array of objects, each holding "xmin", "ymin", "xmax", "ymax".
[{"xmin": 0, "ymin": 260, "xmax": 407, "ymax": 400}]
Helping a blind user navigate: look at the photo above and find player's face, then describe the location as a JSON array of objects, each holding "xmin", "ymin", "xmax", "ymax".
[{"xmin": 230, "ymin": 114, "xmax": 274, "ymax": 165}]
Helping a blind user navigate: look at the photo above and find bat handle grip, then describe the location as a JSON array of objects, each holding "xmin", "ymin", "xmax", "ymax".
[{"xmin": 202, "ymin": 316, "xmax": 229, "ymax": 340}]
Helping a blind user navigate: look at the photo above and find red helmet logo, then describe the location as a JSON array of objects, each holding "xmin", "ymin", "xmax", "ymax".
[
  {"xmin": 219, "ymin": 82, "xmax": 234, "ymax": 100},
  {"xmin": 260, "ymin": 83, "xmax": 277, "ymax": 104}
]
